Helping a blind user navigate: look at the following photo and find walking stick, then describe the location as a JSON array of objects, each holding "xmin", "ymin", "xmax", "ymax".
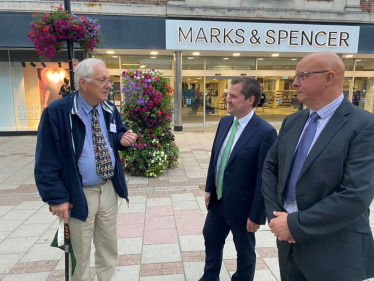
[
  {"xmin": 64, "ymin": 221, "xmax": 70, "ymax": 281},
  {"xmin": 49, "ymin": 204, "xmax": 73, "ymax": 281}
]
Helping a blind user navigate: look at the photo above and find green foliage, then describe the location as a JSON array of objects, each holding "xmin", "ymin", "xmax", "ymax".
[{"xmin": 119, "ymin": 69, "xmax": 179, "ymax": 177}]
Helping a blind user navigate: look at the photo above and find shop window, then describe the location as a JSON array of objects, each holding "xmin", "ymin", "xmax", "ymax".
[
  {"xmin": 182, "ymin": 56, "xmax": 204, "ymax": 70},
  {"xmin": 355, "ymin": 59, "xmax": 374, "ymax": 71},
  {"xmin": 206, "ymin": 57, "xmax": 255, "ymax": 70},
  {"xmin": 342, "ymin": 59, "xmax": 354, "ymax": 71},
  {"xmin": 257, "ymin": 58, "xmax": 298, "ymax": 70},
  {"xmin": 120, "ymin": 55, "xmax": 172, "ymax": 70},
  {"xmin": 101, "ymin": 54, "xmax": 120, "ymax": 69},
  {"xmin": 5, "ymin": 49, "xmax": 85, "ymax": 131}
]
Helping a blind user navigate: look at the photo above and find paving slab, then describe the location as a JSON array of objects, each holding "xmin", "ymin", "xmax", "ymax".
[
  {"xmin": 0, "ymin": 236, "xmax": 39, "ymax": 255},
  {"xmin": 118, "ymin": 237, "xmax": 143, "ymax": 255},
  {"xmin": 2, "ymin": 272, "xmax": 50, "ymax": 281},
  {"xmin": 141, "ymin": 244, "xmax": 181, "ymax": 264}
]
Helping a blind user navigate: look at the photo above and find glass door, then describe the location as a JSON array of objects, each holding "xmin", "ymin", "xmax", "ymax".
[
  {"xmin": 205, "ymin": 77, "xmax": 231, "ymax": 124},
  {"xmin": 181, "ymin": 76, "xmax": 204, "ymax": 124}
]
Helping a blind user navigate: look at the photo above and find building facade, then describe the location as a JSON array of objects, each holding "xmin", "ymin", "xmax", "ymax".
[{"xmin": 1, "ymin": 0, "xmax": 374, "ymax": 133}]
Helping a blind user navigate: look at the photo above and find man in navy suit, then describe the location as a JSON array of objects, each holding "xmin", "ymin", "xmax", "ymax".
[{"xmin": 199, "ymin": 77, "xmax": 277, "ymax": 281}]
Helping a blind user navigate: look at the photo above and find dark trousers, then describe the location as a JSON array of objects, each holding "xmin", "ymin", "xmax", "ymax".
[
  {"xmin": 201, "ymin": 199, "xmax": 256, "ymax": 281},
  {"xmin": 278, "ymin": 231, "xmax": 374, "ymax": 281}
]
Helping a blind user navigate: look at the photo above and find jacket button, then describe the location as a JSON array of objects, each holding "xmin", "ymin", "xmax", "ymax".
[
  {"xmin": 225, "ymin": 172, "xmax": 229, "ymax": 175},
  {"xmin": 279, "ymin": 190, "xmax": 282, "ymax": 193}
]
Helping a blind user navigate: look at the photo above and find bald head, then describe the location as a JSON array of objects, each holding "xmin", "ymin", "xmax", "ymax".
[
  {"xmin": 293, "ymin": 52, "xmax": 345, "ymax": 110},
  {"xmin": 300, "ymin": 52, "xmax": 345, "ymax": 81}
]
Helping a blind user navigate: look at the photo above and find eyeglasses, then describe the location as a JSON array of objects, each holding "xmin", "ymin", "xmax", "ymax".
[
  {"xmin": 294, "ymin": 70, "xmax": 329, "ymax": 81},
  {"xmin": 85, "ymin": 77, "xmax": 114, "ymax": 86}
]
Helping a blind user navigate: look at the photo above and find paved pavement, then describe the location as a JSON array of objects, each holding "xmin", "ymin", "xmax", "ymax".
[{"xmin": 0, "ymin": 128, "xmax": 373, "ymax": 281}]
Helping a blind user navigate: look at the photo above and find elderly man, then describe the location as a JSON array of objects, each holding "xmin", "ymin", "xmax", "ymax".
[
  {"xmin": 262, "ymin": 52, "xmax": 374, "ymax": 281},
  {"xmin": 35, "ymin": 58, "xmax": 137, "ymax": 281}
]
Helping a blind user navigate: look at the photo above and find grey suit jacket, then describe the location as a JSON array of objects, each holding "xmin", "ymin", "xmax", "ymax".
[{"xmin": 262, "ymin": 98, "xmax": 374, "ymax": 279}]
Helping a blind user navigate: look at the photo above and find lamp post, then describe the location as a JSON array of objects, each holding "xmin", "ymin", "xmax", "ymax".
[{"xmin": 64, "ymin": 0, "xmax": 75, "ymax": 92}]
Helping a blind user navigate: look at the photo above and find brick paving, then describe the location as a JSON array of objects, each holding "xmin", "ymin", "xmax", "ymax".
[{"xmin": 0, "ymin": 129, "xmax": 373, "ymax": 281}]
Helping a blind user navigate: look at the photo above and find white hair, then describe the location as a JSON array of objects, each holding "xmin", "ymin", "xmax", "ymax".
[{"xmin": 74, "ymin": 58, "xmax": 106, "ymax": 91}]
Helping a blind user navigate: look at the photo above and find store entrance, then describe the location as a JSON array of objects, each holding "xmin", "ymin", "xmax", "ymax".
[
  {"xmin": 205, "ymin": 77, "xmax": 233, "ymax": 123},
  {"xmin": 256, "ymin": 76, "xmax": 299, "ymax": 122}
]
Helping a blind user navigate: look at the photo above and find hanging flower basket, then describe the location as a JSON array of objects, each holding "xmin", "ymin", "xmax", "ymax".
[{"xmin": 28, "ymin": 4, "xmax": 103, "ymax": 59}]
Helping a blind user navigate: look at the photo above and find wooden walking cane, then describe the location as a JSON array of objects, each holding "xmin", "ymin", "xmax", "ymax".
[
  {"xmin": 49, "ymin": 204, "xmax": 73, "ymax": 281},
  {"xmin": 64, "ymin": 221, "xmax": 70, "ymax": 281}
]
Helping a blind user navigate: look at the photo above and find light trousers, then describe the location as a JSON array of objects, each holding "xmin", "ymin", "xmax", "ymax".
[{"xmin": 69, "ymin": 181, "xmax": 118, "ymax": 281}]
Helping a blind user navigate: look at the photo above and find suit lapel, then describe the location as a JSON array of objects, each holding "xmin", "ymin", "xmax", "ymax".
[
  {"xmin": 226, "ymin": 113, "xmax": 259, "ymax": 167},
  {"xmin": 282, "ymin": 110, "xmax": 309, "ymax": 188},
  {"xmin": 213, "ymin": 117, "xmax": 234, "ymax": 167},
  {"xmin": 299, "ymin": 99, "xmax": 350, "ymax": 178}
]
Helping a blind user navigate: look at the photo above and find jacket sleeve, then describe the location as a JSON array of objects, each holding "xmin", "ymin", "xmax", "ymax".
[
  {"xmin": 205, "ymin": 119, "xmax": 223, "ymax": 193},
  {"xmin": 288, "ymin": 120, "xmax": 374, "ymax": 242},
  {"xmin": 34, "ymin": 108, "xmax": 69, "ymax": 206},
  {"xmin": 262, "ymin": 118, "xmax": 287, "ymax": 222},
  {"xmin": 114, "ymin": 107, "xmax": 130, "ymax": 151},
  {"xmin": 249, "ymin": 127, "xmax": 277, "ymax": 225}
]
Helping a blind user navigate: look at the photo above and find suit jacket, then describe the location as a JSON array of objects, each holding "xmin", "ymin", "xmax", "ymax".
[
  {"xmin": 262, "ymin": 99, "xmax": 374, "ymax": 278},
  {"xmin": 206, "ymin": 113, "xmax": 277, "ymax": 226}
]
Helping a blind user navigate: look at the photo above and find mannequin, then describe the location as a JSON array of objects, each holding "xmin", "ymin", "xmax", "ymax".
[{"xmin": 59, "ymin": 77, "xmax": 71, "ymax": 98}]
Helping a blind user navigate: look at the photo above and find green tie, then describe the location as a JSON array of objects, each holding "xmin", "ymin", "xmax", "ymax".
[{"xmin": 216, "ymin": 120, "xmax": 239, "ymax": 200}]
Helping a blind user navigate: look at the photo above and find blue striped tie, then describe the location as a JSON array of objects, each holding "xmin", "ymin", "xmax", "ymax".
[{"xmin": 284, "ymin": 112, "xmax": 320, "ymax": 204}]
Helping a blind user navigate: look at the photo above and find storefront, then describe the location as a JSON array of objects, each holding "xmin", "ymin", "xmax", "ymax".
[{"xmin": 1, "ymin": 14, "xmax": 374, "ymax": 133}]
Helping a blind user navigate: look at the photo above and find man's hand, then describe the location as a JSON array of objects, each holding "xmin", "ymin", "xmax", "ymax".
[
  {"xmin": 269, "ymin": 211, "xmax": 296, "ymax": 243},
  {"xmin": 204, "ymin": 192, "xmax": 211, "ymax": 211},
  {"xmin": 50, "ymin": 202, "xmax": 70, "ymax": 223},
  {"xmin": 246, "ymin": 219, "xmax": 260, "ymax": 233},
  {"xmin": 120, "ymin": 130, "xmax": 137, "ymax": 146}
]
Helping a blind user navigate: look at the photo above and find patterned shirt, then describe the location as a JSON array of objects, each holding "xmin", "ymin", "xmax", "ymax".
[{"xmin": 284, "ymin": 94, "xmax": 344, "ymax": 213}]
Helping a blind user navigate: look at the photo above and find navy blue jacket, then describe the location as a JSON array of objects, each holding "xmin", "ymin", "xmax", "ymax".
[
  {"xmin": 35, "ymin": 92, "xmax": 129, "ymax": 222},
  {"xmin": 206, "ymin": 114, "xmax": 277, "ymax": 226}
]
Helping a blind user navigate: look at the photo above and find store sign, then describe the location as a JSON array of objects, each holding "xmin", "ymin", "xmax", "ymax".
[{"xmin": 166, "ymin": 20, "xmax": 359, "ymax": 53}]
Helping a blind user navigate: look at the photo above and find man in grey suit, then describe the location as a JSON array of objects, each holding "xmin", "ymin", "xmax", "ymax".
[{"xmin": 262, "ymin": 51, "xmax": 374, "ymax": 281}]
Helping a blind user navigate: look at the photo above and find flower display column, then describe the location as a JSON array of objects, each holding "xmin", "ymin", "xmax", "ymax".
[{"xmin": 120, "ymin": 69, "xmax": 179, "ymax": 177}]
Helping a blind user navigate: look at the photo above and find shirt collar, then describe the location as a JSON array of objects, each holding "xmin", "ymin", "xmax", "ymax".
[
  {"xmin": 310, "ymin": 94, "xmax": 344, "ymax": 119},
  {"xmin": 77, "ymin": 93, "xmax": 102, "ymax": 115},
  {"xmin": 234, "ymin": 110, "xmax": 254, "ymax": 129}
]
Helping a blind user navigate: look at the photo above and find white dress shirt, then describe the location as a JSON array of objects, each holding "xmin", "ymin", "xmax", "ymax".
[{"xmin": 214, "ymin": 110, "xmax": 255, "ymax": 186}]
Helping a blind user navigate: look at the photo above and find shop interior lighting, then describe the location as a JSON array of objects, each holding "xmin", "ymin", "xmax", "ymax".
[
  {"xmin": 223, "ymin": 58, "xmax": 229, "ymax": 60},
  {"xmin": 106, "ymin": 51, "xmax": 115, "ymax": 54},
  {"xmin": 30, "ymin": 62, "xmax": 36, "ymax": 67},
  {"xmin": 150, "ymin": 57, "xmax": 157, "ymax": 59},
  {"xmin": 271, "ymin": 54, "xmax": 279, "ymax": 57},
  {"xmin": 112, "ymin": 56, "xmax": 118, "ymax": 58},
  {"xmin": 140, "ymin": 65, "xmax": 146, "ymax": 68},
  {"xmin": 233, "ymin": 53, "xmax": 240, "ymax": 56},
  {"xmin": 21, "ymin": 62, "xmax": 26, "ymax": 68},
  {"xmin": 58, "ymin": 61, "xmax": 62, "ymax": 68},
  {"xmin": 122, "ymin": 63, "xmax": 140, "ymax": 65},
  {"xmin": 41, "ymin": 62, "xmax": 46, "ymax": 68},
  {"xmin": 187, "ymin": 57, "xmax": 194, "ymax": 59},
  {"xmin": 345, "ymin": 55, "xmax": 353, "ymax": 58},
  {"xmin": 192, "ymin": 52, "xmax": 200, "ymax": 55},
  {"xmin": 257, "ymin": 58, "xmax": 264, "ymax": 60},
  {"xmin": 187, "ymin": 79, "xmax": 191, "ymax": 80},
  {"xmin": 356, "ymin": 59, "xmax": 362, "ymax": 61},
  {"xmin": 291, "ymin": 59, "xmax": 298, "ymax": 61},
  {"xmin": 150, "ymin": 51, "xmax": 158, "ymax": 55}
]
